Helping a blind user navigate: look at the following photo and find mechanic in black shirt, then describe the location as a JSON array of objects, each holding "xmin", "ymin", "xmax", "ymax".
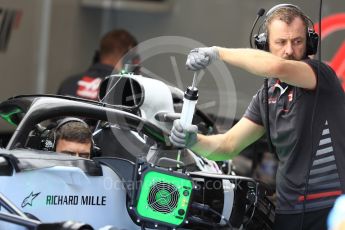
[
  {"xmin": 57, "ymin": 29, "xmax": 139, "ymax": 100},
  {"xmin": 170, "ymin": 4, "xmax": 345, "ymax": 230}
]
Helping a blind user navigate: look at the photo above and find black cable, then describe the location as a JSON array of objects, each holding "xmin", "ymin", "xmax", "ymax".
[
  {"xmin": 264, "ymin": 78, "xmax": 274, "ymax": 153},
  {"xmin": 243, "ymin": 182, "xmax": 259, "ymax": 228},
  {"xmin": 191, "ymin": 202, "xmax": 233, "ymax": 229},
  {"xmin": 249, "ymin": 7, "xmax": 274, "ymax": 154},
  {"xmin": 300, "ymin": 0, "xmax": 323, "ymax": 229},
  {"xmin": 188, "ymin": 216, "xmax": 218, "ymax": 228},
  {"xmin": 243, "ymin": 202, "xmax": 257, "ymax": 228}
]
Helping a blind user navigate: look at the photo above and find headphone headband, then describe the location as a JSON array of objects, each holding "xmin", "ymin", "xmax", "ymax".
[
  {"xmin": 55, "ymin": 117, "xmax": 88, "ymax": 132},
  {"xmin": 266, "ymin": 4, "xmax": 302, "ymax": 17},
  {"xmin": 265, "ymin": 3, "xmax": 314, "ymax": 28}
]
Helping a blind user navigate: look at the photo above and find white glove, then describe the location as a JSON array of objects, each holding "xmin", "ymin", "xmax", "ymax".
[
  {"xmin": 169, "ymin": 119, "xmax": 198, "ymax": 148},
  {"xmin": 185, "ymin": 47, "xmax": 219, "ymax": 71}
]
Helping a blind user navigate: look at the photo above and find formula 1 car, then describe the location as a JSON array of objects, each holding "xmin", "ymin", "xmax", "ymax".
[{"xmin": 0, "ymin": 74, "xmax": 274, "ymax": 230}]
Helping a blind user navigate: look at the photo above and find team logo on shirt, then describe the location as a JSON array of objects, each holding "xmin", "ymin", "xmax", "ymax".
[
  {"xmin": 77, "ymin": 76, "xmax": 102, "ymax": 100},
  {"xmin": 288, "ymin": 90, "xmax": 293, "ymax": 102},
  {"xmin": 268, "ymin": 97, "xmax": 277, "ymax": 104}
]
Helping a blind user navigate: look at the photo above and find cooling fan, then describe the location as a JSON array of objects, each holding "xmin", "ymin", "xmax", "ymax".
[{"xmin": 134, "ymin": 167, "xmax": 193, "ymax": 228}]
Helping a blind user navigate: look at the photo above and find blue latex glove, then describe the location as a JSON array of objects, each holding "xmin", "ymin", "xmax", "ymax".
[
  {"xmin": 169, "ymin": 119, "xmax": 198, "ymax": 148},
  {"xmin": 185, "ymin": 47, "xmax": 219, "ymax": 71}
]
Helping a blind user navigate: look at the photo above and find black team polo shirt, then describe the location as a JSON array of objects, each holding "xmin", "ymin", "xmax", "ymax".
[{"xmin": 244, "ymin": 59, "xmax": 345, "ymax": 214}]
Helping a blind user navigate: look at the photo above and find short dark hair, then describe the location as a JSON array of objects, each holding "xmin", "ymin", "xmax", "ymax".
[
  {"xmin": 56, "ymin": 121, "xmax": 92, "ymax": 144},
  {"xmin": 99, "ymin": 29, "xmax": 138, "ymax": 58}
]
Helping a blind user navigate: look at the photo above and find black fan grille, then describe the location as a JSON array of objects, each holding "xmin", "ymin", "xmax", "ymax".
[{"xmin": 147, "ymin": 182, "xmax": 180, "ymax": 214}]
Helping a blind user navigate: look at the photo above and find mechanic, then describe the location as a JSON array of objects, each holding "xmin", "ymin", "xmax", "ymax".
[
  {"xmin": 54, "ymin": 118, "xmax": 93, "ymax": 159},
  {"xmin": 57, "ymin": 29, "xmax": 139, "ymax": 100},
  {"xmin": 170, "ymin": 4, "xmax": 345, "ymax": 230}
]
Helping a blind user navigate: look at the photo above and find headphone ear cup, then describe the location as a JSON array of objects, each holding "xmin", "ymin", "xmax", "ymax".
[
  {"xmin": 40, "ymin": 129, "xmax": 56, "ymax": 151},
  {"xmin": 307, "ymin": 29, "xmax": 319, "ymax": 55},
  {"xmin": 254, "ymin": 33, "xmax": 269, "ymax": 51}
]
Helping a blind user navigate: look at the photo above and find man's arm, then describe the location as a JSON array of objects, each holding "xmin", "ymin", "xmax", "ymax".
[
  {"xmin": 191, "ymin": 117, "xmax": 265, "ymax": 161},
  {"xmin": 217, "ymin": 47, "xmax": 316, "ymax": 90}
]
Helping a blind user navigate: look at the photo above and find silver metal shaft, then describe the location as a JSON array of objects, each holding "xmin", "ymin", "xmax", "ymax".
[{"xmin": 191, "ymin": 71, "xmax": 197, "ymax": 89}]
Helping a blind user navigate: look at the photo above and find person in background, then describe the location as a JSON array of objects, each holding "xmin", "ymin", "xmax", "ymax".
[
  {"xmin": 57, "ymin": 29, "xmax": 139, "ymax": 100},
  {"xmin": 170, "ymin": 4, "xmax": 345, "ymax": 230}
]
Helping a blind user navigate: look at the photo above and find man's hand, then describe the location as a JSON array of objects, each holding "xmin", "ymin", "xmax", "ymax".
[
  {"xmin": 169, "ymin": 119, "xmax": 198, "ymax": 148},
  {"xmin": 185, "ymin": 47, "xmax": 219, "ymax": 71}
]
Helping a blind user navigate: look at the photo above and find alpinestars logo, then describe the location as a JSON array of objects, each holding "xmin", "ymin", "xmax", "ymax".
[{"xmin": 21, "ymin": 191, "xmax": 40, "ymax": 208}]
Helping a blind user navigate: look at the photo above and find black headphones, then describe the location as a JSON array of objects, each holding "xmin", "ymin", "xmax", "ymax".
[
  {"xmin": 40, "ymin": 117, "xmax": 97, "ymax": 156},
  {"xmin": 254, "ymin": 4, "xmax": 319, "ymax": 56}
]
